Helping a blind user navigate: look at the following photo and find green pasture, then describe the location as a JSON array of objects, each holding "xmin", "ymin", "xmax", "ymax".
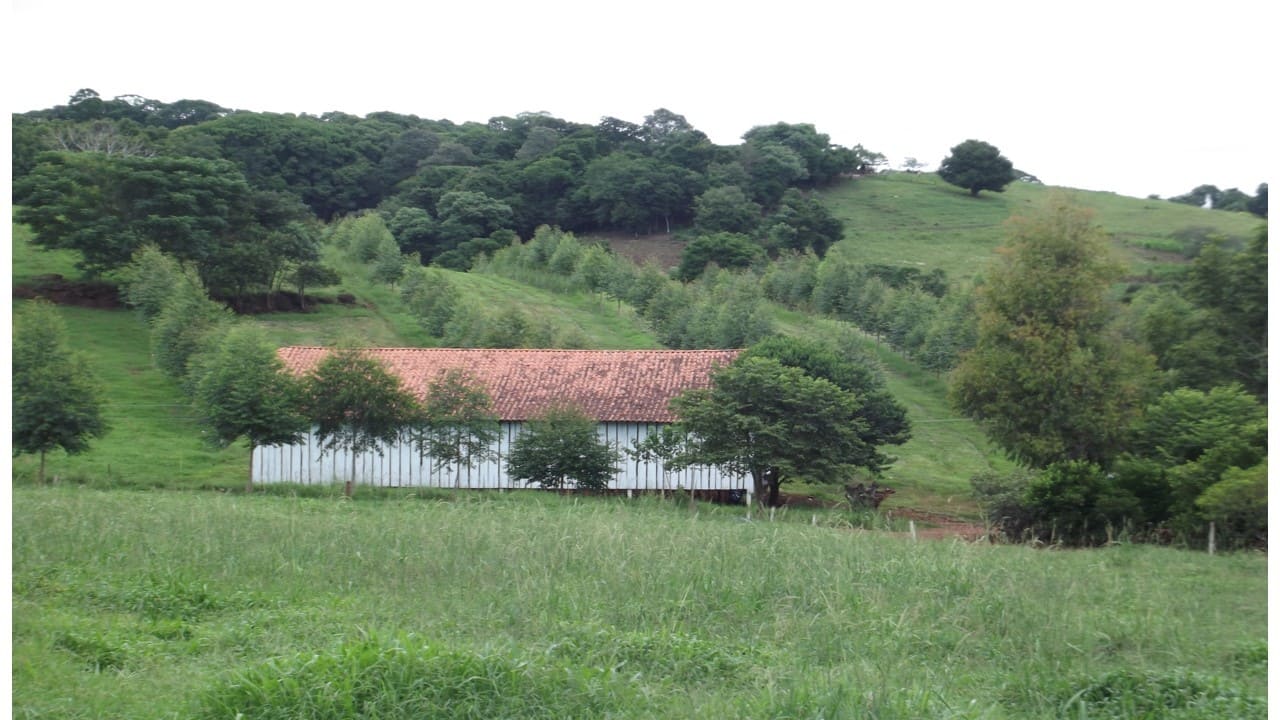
[
  {"xmin": 820, "ymin": 173, "xmax": 1263, "ymax": 281},
  {"xmin": 12, "ymin": 487, "xmax": 1267, "ymax": 719}
]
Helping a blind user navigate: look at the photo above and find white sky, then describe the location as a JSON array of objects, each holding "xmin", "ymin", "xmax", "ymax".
[{"xmin": 4, "ymin": 0, "xmax": 1273, "ymax": 200}]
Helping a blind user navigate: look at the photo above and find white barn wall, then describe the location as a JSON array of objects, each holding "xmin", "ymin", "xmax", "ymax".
[{"xmin": 252, "ymin": 422, "xmax": 747, "ymax": 491}]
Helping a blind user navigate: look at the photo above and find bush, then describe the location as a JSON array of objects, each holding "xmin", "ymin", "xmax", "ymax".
[
  {"xmin": 1197, "ymin": 460, "xmax": 1267, "ymax": 549},
  {"xmin": 507, "ymin": 404, "xmax": 619, "ymax": 490}
]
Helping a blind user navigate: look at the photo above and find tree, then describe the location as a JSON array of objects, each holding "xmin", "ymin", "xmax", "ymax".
[
  {"xmin": 418, "ymin": 369, "xmax": 499, "ymax": 488},
  {"xmin": 949, "ymin": 198, "xmax": 1153, "ymax": 467},
  {"xmin": 675, "ymin": 232, "xmax": 765, "ymax": 281},
  {"xmin": 150, "ymin": 275, "xmax": 234, "ymax": 387},
  {"xmin": 1129, "ymin": 384, "xmax": 1266, "ymax": 525},
  {"xmin": 12, "ymin": 301, "xmax": 109, "ymax": 483},
  {"xmin": 507, "ymin": 404, "xmax": 619, "ymax": 491},
  {"xmin": 741, "ymin": 336, "xmax": 910, "ymax": 470},
  {"xmin": 937, "ymin": 139, "xmax": 1016, "ymax": 196},
  {"xmin": 761, "ymin": 188, "xmax": 844, "ymax": 257},
  {"xmin": 191, "ymin": 325, "xmax": 309, "ymax": 491},
  {"xmin": 668, "ymin": 356, "xmax": 874, "ymax": 507},
  {"xmin": 692, "ymin": 185, "xmax": 762, "ymax": 235},
  {"xmin": 303, "ymin": 347, "xmax": 422, "ymax": 497}
]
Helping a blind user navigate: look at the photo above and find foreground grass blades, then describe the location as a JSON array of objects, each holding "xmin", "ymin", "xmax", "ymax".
[{"xmin": 12, "ymin": 487, "xmax": 1266, "ymax": 718}]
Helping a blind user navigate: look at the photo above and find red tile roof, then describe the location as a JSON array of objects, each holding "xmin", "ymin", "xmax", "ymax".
[{"xmin": 277, "ymin": 347, "xmax": 742, "ymax": 423}]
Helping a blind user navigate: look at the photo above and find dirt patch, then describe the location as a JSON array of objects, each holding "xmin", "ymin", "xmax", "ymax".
[
  {"xmin": 13, "ymin": 275, "xmax": 122, "ymax": 309},
  {"xmin": 884, "ymin": 508, "xmax": 988, "ymax": 542},
  {"xmin": 584, "ymin": 231, "xmax": 687, "ymax": 271}
]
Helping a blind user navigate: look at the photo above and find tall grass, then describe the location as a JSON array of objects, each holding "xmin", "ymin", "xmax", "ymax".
[{"xmin": 13, "ymin": 487, "xmax": 1267, "ymax": 718}]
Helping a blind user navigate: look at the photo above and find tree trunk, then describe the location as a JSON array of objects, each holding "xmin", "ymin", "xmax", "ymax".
[
  {"xmin": 246, "ymin": 442, "xmax": 255, "ymax": 493},
  {"xmin": 346, "ymin": 449, "xmax": 356, "ymax": 498}
]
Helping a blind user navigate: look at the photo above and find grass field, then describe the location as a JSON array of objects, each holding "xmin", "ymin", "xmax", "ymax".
[
  {"xmin": 12, "ymin": 486, "xmax": 1267, "ymax": 719},
  {"xmin": 10, "ymin": 180, "xmax": 1268, "ymax": 718},
  {"xmin": 819, "ymin": 173, "xmax": 1263, "ymax": 282}
]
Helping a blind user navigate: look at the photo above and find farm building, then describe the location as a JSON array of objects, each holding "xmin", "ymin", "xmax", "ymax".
[{"xmin": 253, "ymin": 347, "xmax": 749, "ymax": 494}]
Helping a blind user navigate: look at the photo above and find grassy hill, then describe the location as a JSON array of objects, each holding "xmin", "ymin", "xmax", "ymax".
[
  {"xmin": 11, "ymin": 176, "xmax": 1263, "ymax": 512},
  {"xmin": 817, "ymin": 172, "xmax": 1262, "ymax": 282},
  {"xmin": 11, "ymin": 181, "xmax": 1268, "ymax": 718}
]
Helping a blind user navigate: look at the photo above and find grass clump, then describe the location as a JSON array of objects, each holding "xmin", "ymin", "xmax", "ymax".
[
  {"xmin": 1059, "ymin": 669, "xmax": 1267, "ymax": 719},
  {"xmin": 195, "ymin": 633, "xmax": 632, "ymax": 720}
]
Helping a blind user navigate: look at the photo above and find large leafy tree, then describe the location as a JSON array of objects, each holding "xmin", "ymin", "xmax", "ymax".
[
  {"xmin": 191, "ymin": 324, "xmax": 309, "ymax": 491},
  {"xmin": 507, "ymin": 404, "xmax": 618, "ymax": 491},
  {"xmin": 949, "ymin": 198, "xmax": 1154, "ymax": 467},
  {"xmin": 12, "ymin": 301, "xmax": 109, "ymax": 483},
  {"xmin": 418, "ymin": 369, "xmax": 500, "ymax": 488},
  {"xmin": 938, "ymin": 139, "xmax": 1016, "ymax": 197},
  {"xmin": 15, "ymin": 152, "xmax": 256, "ymax": 275},
  {"xmin": 669, "ymin": 356, "xmax": 873, "ymax": 507},
  {"xmin": 14, "ymin": 152, "xmax": 316, "ymax": 300},
  {"xmin": 741, "ymin": 336, "xmax": 911, "ymax": 471},
  {"xmin": 303, "ymin": 347, "xmax": 422, "ymax": 497}
]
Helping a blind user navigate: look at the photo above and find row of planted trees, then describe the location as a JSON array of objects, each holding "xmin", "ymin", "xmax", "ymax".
[{"xmin": 118, "ymin": 243, "xmax": 626, "ymax": 495}]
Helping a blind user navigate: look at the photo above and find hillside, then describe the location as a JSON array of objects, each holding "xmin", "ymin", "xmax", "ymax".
[
  {"xmin": 10, "ymin": 173, "xmax": 1264, "ymax": 514},
  {"xmin": 815, "ymin": 172, "xmax": 1261, "ymax": 282}
]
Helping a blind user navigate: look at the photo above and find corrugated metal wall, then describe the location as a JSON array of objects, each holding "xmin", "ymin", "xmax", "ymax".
[{"xmin": 252, "ymin": 422, "xmax": 748, "ymax": 491}]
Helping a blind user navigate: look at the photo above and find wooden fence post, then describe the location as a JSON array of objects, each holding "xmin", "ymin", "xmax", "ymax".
[{"xmin": 1208, "ymin": 521, "xmax": 1216, "ymax": 556}]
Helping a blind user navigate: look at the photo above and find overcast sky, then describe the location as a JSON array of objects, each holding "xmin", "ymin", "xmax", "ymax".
[{"xmin": 6, "ymin": 0, "xmax": 1272, "ymax": 200}]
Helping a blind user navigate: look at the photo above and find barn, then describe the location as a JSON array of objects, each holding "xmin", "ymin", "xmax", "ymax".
[{"xmin": 252, "ymin": 347, "xmax": 749, "ymax": 494}]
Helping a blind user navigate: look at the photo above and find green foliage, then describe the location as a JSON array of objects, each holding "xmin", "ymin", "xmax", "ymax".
[
  {"xmin": 692, "ymin": 185, "xmax": 762, "ymax": 235},
  {"xmin": 119, "ymin": 244, "xmax": 186, "ymax": 321},
  {"xmin": 418, "ymin": 369, "xmax": 499, "ymax": 486},
  {"xmin": 675, "ymin": 232, "xmax": 764, "ymax": 281},
  {"xmin": 950, "ymin": 198, "xmax": 1154, "ymax": 468},
  {"xmin": 12, "ymin": 301, "xmax": 109, "ymax": 482},
  {"xmin": 149, "ymin": 277, "xmax": 234, "ymax": 385},
  {"xmin": 937, "ymin": 139, "xmax": 1016, "ymax": 196},
  {"xmin": 1196, "ymin": 461, "xmax": 1267, "ymax": 549},
  {"xmin": 507, "ymin": 404, "xmax": 619, "ymax": 490},
  {"xmin": 13, "ymin": 151, "xmax": 306, "ymax": 295},
  {"xmin": 669, "ymin": 356, "xmax": 873, "ymax": 506},
  {"xmin": 1131, "ymin": 384, "xmax": 1267, "ymax": 536},
  {"xmin": 742, "ymin": 335, "xmax": 911, "ymax": 470},
  {"xmin": 190, "ymin": 325, "xmax": 308, "ymax": 489},
  {"xmin": 401, "ymin": 266, "xmax": 461, "ymax": 337},
  {"xmin": 303, "ymin": 347, "xmax": 422, "ymax": 495},
  {"xmin": 762, "ymin": 188, "xmax": 843, "ymax": 257},
  {"xmin": 287, "ymin": 261, "xmax": 341, "ymax": 308},
  {"xmin": 334, "ymin": 212, "xmax": 397, "ymax": 263}
]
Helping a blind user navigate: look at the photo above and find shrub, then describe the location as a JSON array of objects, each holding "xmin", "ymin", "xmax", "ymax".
[{"xmin": 1197, "ymin": 460, "xmax": 1267, "ymax": 549}]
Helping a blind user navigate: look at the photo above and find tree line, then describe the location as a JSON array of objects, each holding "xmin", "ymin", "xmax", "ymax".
[{"xmin": 14, "ymin": 90, "xmax": 877, "ymax": 305}]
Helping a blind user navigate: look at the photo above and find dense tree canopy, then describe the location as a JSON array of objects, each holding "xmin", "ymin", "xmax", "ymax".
[
  {"xmin": 937, "ymin": 139, "xmax": 1016, "ymax": 196},
  {"xmin": 950, "ymin": 198, "xmax": 1154, "ymax": 468},
  {"xmin": 669, "ymin": 356, "xmax": 878, "ymax": 507}
]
